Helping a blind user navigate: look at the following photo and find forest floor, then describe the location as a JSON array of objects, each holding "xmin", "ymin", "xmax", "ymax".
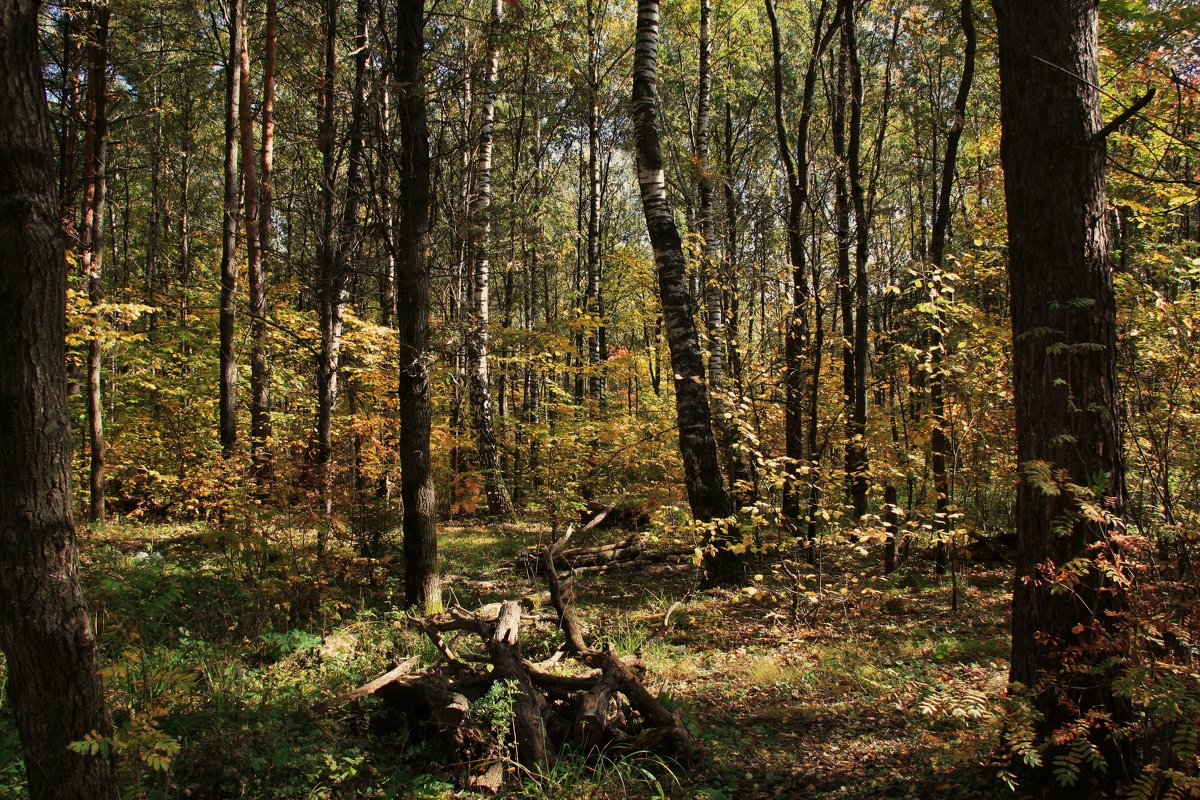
[{"xmin": 0, "ymin": 520, "xmax": 1015, "ymax": 799}]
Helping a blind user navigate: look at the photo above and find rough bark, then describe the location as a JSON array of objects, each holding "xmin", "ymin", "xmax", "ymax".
[
  {"xmin": 633, "ymin": 0, "xmax": 738, "ymax": 583},
  {"xmin": 0, "ymin": 1, "xmax": 119, "ymax": 794},
  {"xmin": 394, "ymin": 0, "xmax": 441, "ymax": 612},
  {"xmin": 993, "ymin": 0, "xmax": 1132, "ymax": 794}
]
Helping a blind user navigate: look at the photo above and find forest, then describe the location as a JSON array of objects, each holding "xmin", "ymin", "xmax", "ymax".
[{"xmin": 0, "ymin": 0, "xmax": 1198, "ymax": 797}]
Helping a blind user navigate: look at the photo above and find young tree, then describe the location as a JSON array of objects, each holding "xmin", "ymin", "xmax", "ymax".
[
  {"xmin": 78, "ymin": 0, "xmax": 110, "ymax": 521},
  {"xmin": 0, "ymin": 1, "xmax": 119, "ymax": 795},
  {"xmin": 465, "ymin": 0, "xmax": 514, "ymax": 516},
  {"xmin": 994, "ymin": 0, "xmax": 1133, "ymax": 793},
  {"xmin": 218, "ymin": 0, "xmax": 244, "ymax": 457},
  {"xmin": 394, "ymin": 0, "xmax": 441, "ymax": 611},
  {"xmin": 632, "ymin": 0, "xmax": 738, "ymax": 583}
]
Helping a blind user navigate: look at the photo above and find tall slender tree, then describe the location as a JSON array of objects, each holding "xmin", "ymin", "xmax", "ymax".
[
  {"xmin": 78, "ymin": 0, "xmax": 110, "ymax": 521},
  {"xmin": 218, "ymin": 0, "xmax": 244, "ymax": 457},
  {"xmin": 466, "ymin": 0, "xmax": 514, "ymax": 516},
  {"xmin": 765, "ymin": 0, "xmax": 840, "ymax": 543},
  {"xmin": 633, "ymin": 0, "xmax": 738, "ymax": 583},
  {"xmin": 929, "ymin": 0, "xmax": 976, "ymax": 573},
  {"xmin": 0, "ymin": 0, "xmax": 119, "ymax": 795}
]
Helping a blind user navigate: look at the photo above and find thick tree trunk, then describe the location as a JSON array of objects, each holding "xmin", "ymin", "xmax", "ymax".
[
  {"xmin": 993, "ymin": 0, "xmax": 1132, "ymax": 794},
  {"xmin": 219, "ymin": 0, "xmax": 244, "ymax": 457},
  {"xmin": 394, "ymin": 0, "xmax": 441, "ymax": 612},
  {"xmin": 466, "ymin": 0, "xmax": 514, "ymax": 516},
  {"xmin": 78, "ymin": 1, "xmax": 109, "ymax": 522},
  {"xmin": 633, "ymin": 0, "xmax": 738, "ymax": 583},
  {"xmin": 0, "ymin": 1, "xmax": 119, "ymax": 795}
]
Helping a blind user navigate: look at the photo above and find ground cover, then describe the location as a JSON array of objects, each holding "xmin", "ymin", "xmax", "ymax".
[{"xmin": 0, "ymin": 521, "xmax": 1015, "ymax": 799}]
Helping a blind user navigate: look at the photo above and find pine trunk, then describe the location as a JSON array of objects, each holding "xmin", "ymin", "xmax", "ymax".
[
  {"xmin": 0, "ymin": 0, "xmax": 119, "ymax": 793},
  {"xmin": 394, "ymin": 0, "xmax": 442, "ymax": 611},
  {"xmin": 994, "ymin": 0, "xmax": 1132, "ymax": 793}
]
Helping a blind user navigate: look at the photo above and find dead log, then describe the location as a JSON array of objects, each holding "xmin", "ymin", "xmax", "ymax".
[
  {"xmin": 488, "ymin": 600, "xmax": 551, "ymax": 773},
  {"xmin": 320, "ymin": 656, "xmax": 419, "ymax": 710},
  {"xmin": 579, "ymin": 500, "xmax": 651, "ymax": 531},
  {"xmin": 334, "ymin": 548, "xmax": 701, "ymax": 791}
]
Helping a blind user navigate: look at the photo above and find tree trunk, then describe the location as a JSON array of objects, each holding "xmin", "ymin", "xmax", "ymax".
[
  {"xmin": 0, "ymin": 0, "xmax": 119, "ymax": 794},
  {"xmin": 843, "ymin": 1, "xmax": 869, "ymax": 522},
  {"xmin": 249, "ymin": 0, "xmax": 277, "ymax": 482},
  {"xmin": 929, "ymin": 0, "xmax": 976, "ymax": 574},
  {"xmin": 633, "ymin": 0, "xmax": 738, "ymax": 584},
  {"xmin": 993, "ymin": 0, "xmax": 1132, "ymax": 794},
  {"xmin": 766, "ymin": 0, "xmax": 839, "ymax": 542},
  {"xmin": 78, "ymin": 0, "xmax": 109, "ymax": 522},
  {"xmin": 585, "ymin": 0, "xmax": 604, "ymax": 402},
  {"xmin": 466, "ymin": 0, "xmax": 514, "ymax": 516},
  {"xmin": 314, "ymin": 0, "xmax": 345, "ymax": 541},
  {"xmin": 394, "ymin": 0, "xmax": 441, "ymax": 612},
  {"xmin": 219, "ymin": 0, "xmax": 244, "ymax": 457}
]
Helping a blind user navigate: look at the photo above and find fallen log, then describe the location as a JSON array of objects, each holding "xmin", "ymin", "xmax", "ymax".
[{"xmin": 332, "ymin": 552, "xmax": 701, "ymax": 791}]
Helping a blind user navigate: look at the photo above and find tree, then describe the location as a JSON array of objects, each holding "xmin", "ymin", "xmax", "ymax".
[
  {"xmin": 632, "ymin": 0, "xmax": 738, "ymax": 583},
  {"xmin": 993, "ymin": 0, "xmax": 1132, "ymax": 793},
  {"xmin": 0, "ymin": 0, "xmax": 118, "ymax": 795},
  {"xmin": 218, "ymin": 0, "xmax": 244, "ymax": 457},
  {"xmin": 78, "ymin": 0, "xmax": 110, "ymax": 521},
  {"xmin": 394, "ymin": 0, "xmax": 441, "ymax": 612},
  {"xmin": 465, "ymin": 0, "xmax": 514, "ymax": 516},
  {"xmin": 765, "ymin": 0, "xmax": 839, "ymax": 544},
  {"xmin": 928, "ymin": 0, "xmax": 976, "ymax": 574}
]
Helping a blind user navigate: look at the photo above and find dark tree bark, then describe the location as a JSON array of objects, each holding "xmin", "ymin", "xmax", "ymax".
[
  {"xmin": 993, "ymin": 0, "xmax": 1132, "ymax": 794},
  {"xmin": 0, "ymin": 1, "xmax": 119, "ymax": 795},
  {"xmin": 78, "ymin": 0, "xmax": 109, "ymax": 522},
  {"xmin": 219, "ymin": 0, "xmax": 244, "ymax": 457},
  {"xmin": 842, "ymin": 0, "xmax": 869, "ymax": 522},
  {"xmin": 633, "ymin": 0, "xmax": 738, "ymax": 583},
  {"xmin": 247, "ymin": 0, "xmax": 276, "ymax": 481},
  {"xmin": 314, "ymin": 0, "xmax": 340, "ymax": 537},
  {"xmin": 929, "ymin": 0, "xmax": 976, "ymax": 574},
  {"xmin": 394, "ymin": 0, "xmax": 441, "ymax": 611}
]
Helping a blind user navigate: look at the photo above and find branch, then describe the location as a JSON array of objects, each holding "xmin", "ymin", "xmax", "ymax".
[{"xmin": 1093, "ymin": 87, "xmax": 1156, "ymax": 144}]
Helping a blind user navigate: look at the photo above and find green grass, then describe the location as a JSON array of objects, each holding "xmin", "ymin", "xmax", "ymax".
[{"xmin": 0, "ymin": 521, "xmax": 1016, "ymax": 799}]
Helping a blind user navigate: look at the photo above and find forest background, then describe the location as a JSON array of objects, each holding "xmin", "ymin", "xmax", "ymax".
[{"xmin": 1, "ymin": 0, "xmax": 1199, "ymax": 797}]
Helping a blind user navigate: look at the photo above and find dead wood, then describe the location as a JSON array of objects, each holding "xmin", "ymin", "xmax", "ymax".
[{"xmin": 333, "ymin": 548, "xmax": 701, "ymax": 791}]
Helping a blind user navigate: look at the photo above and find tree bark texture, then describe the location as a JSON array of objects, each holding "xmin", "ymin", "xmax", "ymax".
[
  {"xmin": 633, "ymin": 0, "xmax": 738, "ymax": 583},
  {"xmin": 466, "ymin": 0, "xmax": 513, "ymax": 516},
  {"xmin": 0, "ymin": 1, "xmax": 119, "ymax": 795},
  {"xmin": 993, "ymin": 0, "xmax": 1132, "ymax": 794},
  {"xmin": 394, "ymin": 0, "xmax": 442, "ymax": 611}
]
